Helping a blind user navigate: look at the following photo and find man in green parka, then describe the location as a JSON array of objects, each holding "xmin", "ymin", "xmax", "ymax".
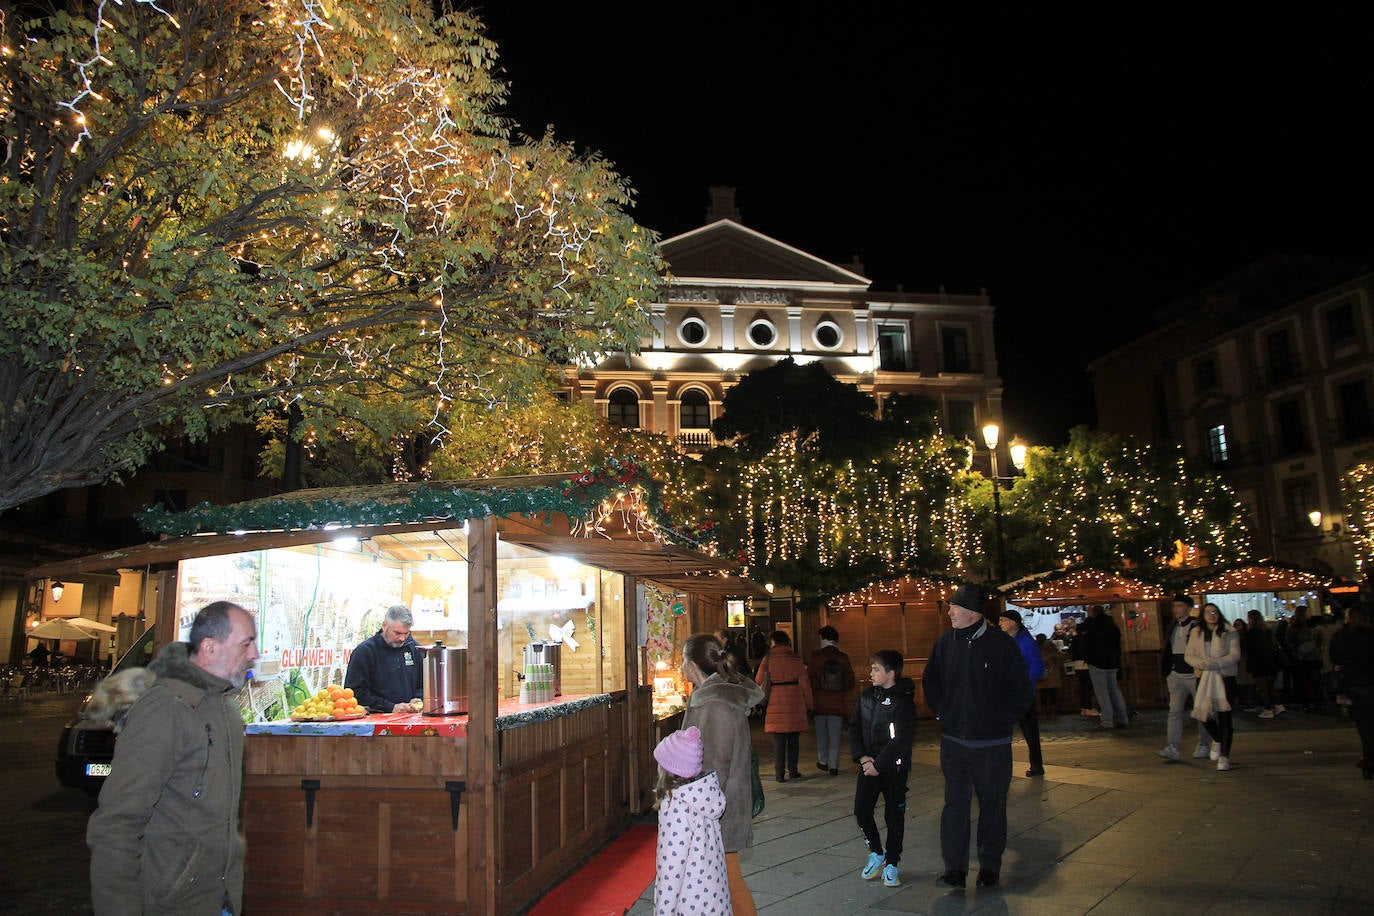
[{"xmin": 87, "ymin": 601, "xmax": 259, "ymax": 915}]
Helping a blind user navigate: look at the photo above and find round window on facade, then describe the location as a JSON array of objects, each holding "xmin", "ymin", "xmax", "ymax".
[
  {"xmin": 747, "ymin": 318, "xmax": 777, "ymax": 348},
  {"xmin": 813, "ymin": 320, "xmax": 843, "ymax": 350},
  {"xmin": 678, "ymin": 316, "xmax": 709, "ymax": 347}
]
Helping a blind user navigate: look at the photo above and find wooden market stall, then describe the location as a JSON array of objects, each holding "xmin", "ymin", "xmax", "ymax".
[
  {"xmin": 1002, "ymin": 567, "xmax": 1169, "ymax": 711},
  {"xmin": 825, "ymin": 574, "xmax": 962, "ymax": 717},
  {"xmin": 32, "ymin": 473, "xmax": 763, "ymax": 915},
  {"xmin": 1167, "ymin": 561, "xmax": 1333, "ymax": 621}
]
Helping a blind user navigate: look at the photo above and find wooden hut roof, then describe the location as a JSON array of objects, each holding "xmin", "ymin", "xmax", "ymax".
[
  {"xmin": 31, "ymin": 471, "xmax": 768, "ymax": 598},
  {"xmin": 1167, "ymin": 561, "xmax": 1330, "ymax": 595},
  {"xmin": 1001, "ymin": 567, "xmax": 1167, "ymax": 607}
]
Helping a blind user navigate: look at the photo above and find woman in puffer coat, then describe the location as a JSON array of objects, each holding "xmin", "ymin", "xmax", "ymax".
[
  {"xmin": 681, "ymin": 633, "xmax": 765, "ymax": 916},
  {"xmin": 755, "ymin": 631, "xmax": 814, "ymax": 782}
]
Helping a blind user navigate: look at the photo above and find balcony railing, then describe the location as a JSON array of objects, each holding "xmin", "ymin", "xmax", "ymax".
[{"xmin": 676, "ymin": 429, "xmax": 716, "ymax": 453}]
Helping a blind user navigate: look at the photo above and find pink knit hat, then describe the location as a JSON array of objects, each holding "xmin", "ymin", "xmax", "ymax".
[{"xmin": 654, "ymin": 725, "xmax": 704, "ymax": 778}]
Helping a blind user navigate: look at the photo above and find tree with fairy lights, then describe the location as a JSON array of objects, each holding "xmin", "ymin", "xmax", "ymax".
[
  {"xmin": 0, "ymin": 0, "xmax": 662, "ymax": 512},
  {"xmin": 1341, "ymin": 463, "xmax": 1374, "ymax": 591},
  {"xmin": 702, "ymin": 362, "xmax": 967, "ymax": 601},
  {"xmin": 990, "ymin": 427, "xmax": 1253, "ymax": 579}
]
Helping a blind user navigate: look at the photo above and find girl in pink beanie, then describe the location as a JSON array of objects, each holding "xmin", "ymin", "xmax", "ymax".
[{"xmin": 652, "ymin": 726, "xmax": 731, "ymax": 915}]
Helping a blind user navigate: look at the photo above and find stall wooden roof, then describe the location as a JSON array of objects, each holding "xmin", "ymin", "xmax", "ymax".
[
  {"xmin": 1167, "ymin": 561, "xmax": 1330, "ymax": 595},
  {"xmin": 31, "ymin": 473, "xmax": 769, "ymax": 599},
  {"xmin": 1001, "ymin": 567, "xmax": 1167, "ymax": 607},
  {"xmin": 827, "ymin": 573, "xmax": 963, "ymax": 609}
]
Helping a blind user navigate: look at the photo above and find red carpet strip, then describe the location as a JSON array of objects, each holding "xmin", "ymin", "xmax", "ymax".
[{"xmin": 528, "ymin": 823, "xmax": 658, "ymax": 916}]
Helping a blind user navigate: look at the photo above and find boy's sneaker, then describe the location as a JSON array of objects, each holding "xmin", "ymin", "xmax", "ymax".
[
  {"xmin": 882, "ymin": 864, "xmax": 901, "ymax": 887},
  {"xmin": 1157, "ymin": 745, "xmax": 1180, "ymax": 760},
  {"xmin": 861, "ymin": 852, "xmax": 885, "ymax": 880},
  {"xmin": 1193, "ymin": 744, "xmax": 1211, "ymax": 759}
]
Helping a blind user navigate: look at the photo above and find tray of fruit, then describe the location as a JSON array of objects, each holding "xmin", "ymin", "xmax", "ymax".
[{"xmin": 289, "ymin": 685, "xmax": 366, "ymax": 721}]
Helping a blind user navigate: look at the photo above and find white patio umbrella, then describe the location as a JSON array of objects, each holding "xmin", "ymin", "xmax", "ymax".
[{"xmin": 28, "ymin": 618, "xmax": 115, "ymax": 640}]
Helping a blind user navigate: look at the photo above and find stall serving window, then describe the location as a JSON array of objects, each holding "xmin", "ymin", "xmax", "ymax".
[{"xmin": 173, "ymin": 526, "xmax": 627, "ymax": 721}]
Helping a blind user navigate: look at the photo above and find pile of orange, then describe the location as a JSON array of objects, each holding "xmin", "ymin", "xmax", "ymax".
[
  {"xmin": 292, "ymin": 685, "xmax": 363, "ymax": 719},
  {"xmin": 325, "ymin": 685, "xmax": 361, "ymax": 717}
]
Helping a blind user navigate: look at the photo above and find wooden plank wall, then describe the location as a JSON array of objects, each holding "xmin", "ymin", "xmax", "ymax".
[
  {"xmin": 826, "ymin": 600, "xmax": 946, "ymax": 716},
  {"xmin": 242, "ymin": 736, "xmax": 470, "ymax": 914},
  {"xmin": 495, "ymin": 698, "xmax": 631, "ymax": 914}
]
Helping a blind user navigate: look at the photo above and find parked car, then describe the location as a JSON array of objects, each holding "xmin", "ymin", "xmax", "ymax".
[{"xmin": 55, "ymin": 625, "xmax": 157, "ymax": 795}]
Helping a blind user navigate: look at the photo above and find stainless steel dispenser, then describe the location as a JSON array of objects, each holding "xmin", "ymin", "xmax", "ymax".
[
  {"xmin": 522, "ymin": 641, "xmax": 562, "ymax": 697},
  {"xmin": 422, "ymin": 640, "xmax": 468, "ymax": 715}
]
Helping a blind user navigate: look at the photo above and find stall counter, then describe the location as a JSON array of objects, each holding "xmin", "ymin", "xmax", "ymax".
[{"xmin": 244, "ymin": 693, "xmax": 611, "ymax": 737}]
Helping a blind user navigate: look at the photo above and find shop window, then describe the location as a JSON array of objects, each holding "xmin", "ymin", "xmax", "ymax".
[{"xmin": 608, "ymin": 388, "xmax": 640, "ymax": 428}]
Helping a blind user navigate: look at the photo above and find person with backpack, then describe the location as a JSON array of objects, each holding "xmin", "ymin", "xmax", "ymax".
[{"xmin": 808, "ymin": 625, "xmax": 856, "ymax": 776}]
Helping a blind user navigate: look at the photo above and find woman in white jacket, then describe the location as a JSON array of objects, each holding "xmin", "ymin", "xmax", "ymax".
[{"xmin": 1186, "ymin": 603, "xmax": 1242, "ymax": 771}]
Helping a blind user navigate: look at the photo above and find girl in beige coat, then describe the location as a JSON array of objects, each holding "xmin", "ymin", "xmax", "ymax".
[{"xmin": 1186, "ymin": 603, "xmax": 1241, "ymax": 771}]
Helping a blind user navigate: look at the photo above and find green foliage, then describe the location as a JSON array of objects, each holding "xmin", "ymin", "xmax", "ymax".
[
  {"xmin": 986, "ymin": 427, "xmax": 1254, "ymax": 579},
  {"xmin": 0, "ymin": 0, "xmax": 662, "ymax": 511},
  {"xmin": 710, "ymin": 358, "xmax": 893, "ymax": 459}
]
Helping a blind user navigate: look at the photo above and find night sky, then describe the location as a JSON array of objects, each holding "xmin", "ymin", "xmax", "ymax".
[{"xmin": 472, "ymin": 5, "xmax": 1374, "ymax": 445}]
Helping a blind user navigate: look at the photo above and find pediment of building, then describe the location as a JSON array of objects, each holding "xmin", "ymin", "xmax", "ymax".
[{"xmin": 660, "ymin": 219, "xmax": 869, "ymax": 287}]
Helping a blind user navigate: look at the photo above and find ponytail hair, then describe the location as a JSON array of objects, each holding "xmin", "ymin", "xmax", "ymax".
[{"xmin": 684, "ymin": 632, "xmax": 737, "ymax": 681}]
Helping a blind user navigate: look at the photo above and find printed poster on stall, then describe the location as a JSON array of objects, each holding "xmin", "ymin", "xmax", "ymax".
[{"xmin": 177, "ymin": 548, "xmax": 403, "ymax": 722}]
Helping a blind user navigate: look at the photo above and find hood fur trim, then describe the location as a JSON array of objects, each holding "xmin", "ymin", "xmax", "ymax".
[{"xmin": 84, "ymin": 642, "xmax": 228, "ymax": 732}]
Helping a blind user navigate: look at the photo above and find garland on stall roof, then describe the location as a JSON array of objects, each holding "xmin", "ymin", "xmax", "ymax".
[{"xmin": 138, "ymin": 457, "xmax": 719, "ymax": 550}]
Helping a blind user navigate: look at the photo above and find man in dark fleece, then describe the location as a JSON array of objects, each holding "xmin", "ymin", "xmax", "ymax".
[
  {"xmin": 923, "ymin": 584, "xmax": 1033, "ymax": 891},
  {"xmin": 345, "ymin": 605, "xmax": 423, "ymax": 713},
  {"xmin": 851, "ymin": 649, "xmax": 917, "ymax": 888}
]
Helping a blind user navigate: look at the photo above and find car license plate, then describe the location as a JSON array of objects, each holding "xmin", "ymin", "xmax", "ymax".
[{"xmin": 86, "ymin": 763, "xmax": 112, "ymax": 777}]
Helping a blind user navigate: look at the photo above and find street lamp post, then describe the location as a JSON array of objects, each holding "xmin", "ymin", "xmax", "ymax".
[{"xmin": 981, "ymin": 423, "xmax": 1027, "ymax": 585}]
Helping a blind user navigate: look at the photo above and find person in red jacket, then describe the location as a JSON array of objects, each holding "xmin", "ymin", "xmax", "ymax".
[
  {"xmin": 755, "ymin": 631, "xmax": 814, "ymax": 781},
  {"xmin": 808, "ymin": 625, "xmax": 856, "ymax": 775}
]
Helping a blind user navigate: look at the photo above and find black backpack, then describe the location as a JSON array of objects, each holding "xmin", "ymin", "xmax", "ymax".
[{"xmin": 819, "ymin": 656, "xmax": 845, "ymax": 692}]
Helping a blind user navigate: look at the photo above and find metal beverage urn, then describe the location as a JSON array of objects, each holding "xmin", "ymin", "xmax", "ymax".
[{"xmin": 422, "ymin": 640, "xmax": 469, "ymax": 715}]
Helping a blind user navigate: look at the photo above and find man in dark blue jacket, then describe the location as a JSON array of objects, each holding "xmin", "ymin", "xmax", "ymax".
[
  {"xmin": 924, "ymin": 584, "xmax": 1033, "ymax": 891},
  {"xmin": 850, "ymin": 649, "xmax": 917, "ymax": 888},
  {"xmin": 999, "ymin": 609, "xmax": 1046, "ymax": 776},
  {"xmin": 345, "ymin": 605, "xmax": 424, "ymax": 713}
]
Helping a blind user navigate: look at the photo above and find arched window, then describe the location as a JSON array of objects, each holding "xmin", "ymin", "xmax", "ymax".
[
  {"xmin": 679, "ymin": 389, "xmax": 711, "ymax": 429},
  {"xmin": 608, "ymin": 387, "xmax": 640, "ymax": 428}
]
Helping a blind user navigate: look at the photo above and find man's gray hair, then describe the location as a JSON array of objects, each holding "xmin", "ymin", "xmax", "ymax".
[
  {"xmin": 384, "ymin": 604, "xmax": 413, "ymax": 627},
  {"xmin": 188, "ymin": 601, "xmax": 247, "ymax": 654}
]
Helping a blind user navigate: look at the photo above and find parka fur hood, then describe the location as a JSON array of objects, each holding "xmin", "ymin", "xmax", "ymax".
[{"xmin": 85, "ymin": 642, "xmax": 225, "ymax": 733}]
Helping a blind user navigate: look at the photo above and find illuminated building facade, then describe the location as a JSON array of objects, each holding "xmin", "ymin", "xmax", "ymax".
[
  {"xmin": 1090, "ymin": 255, "xmax": 1374, "ymax": 579},
  {"xmin": 563, "ymin": 191, "xmax": 1004, "ymax": 453}
]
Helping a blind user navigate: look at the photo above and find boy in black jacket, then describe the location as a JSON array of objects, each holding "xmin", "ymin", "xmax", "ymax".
[{"xmin": 851, "ymin": 649, "xmax": 917, "ymax": 888}]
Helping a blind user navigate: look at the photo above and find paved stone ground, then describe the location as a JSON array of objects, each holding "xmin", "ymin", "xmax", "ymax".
[{"xmin": 630, "ymin": 707, "xmax": 1373, "ymax": 915}]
